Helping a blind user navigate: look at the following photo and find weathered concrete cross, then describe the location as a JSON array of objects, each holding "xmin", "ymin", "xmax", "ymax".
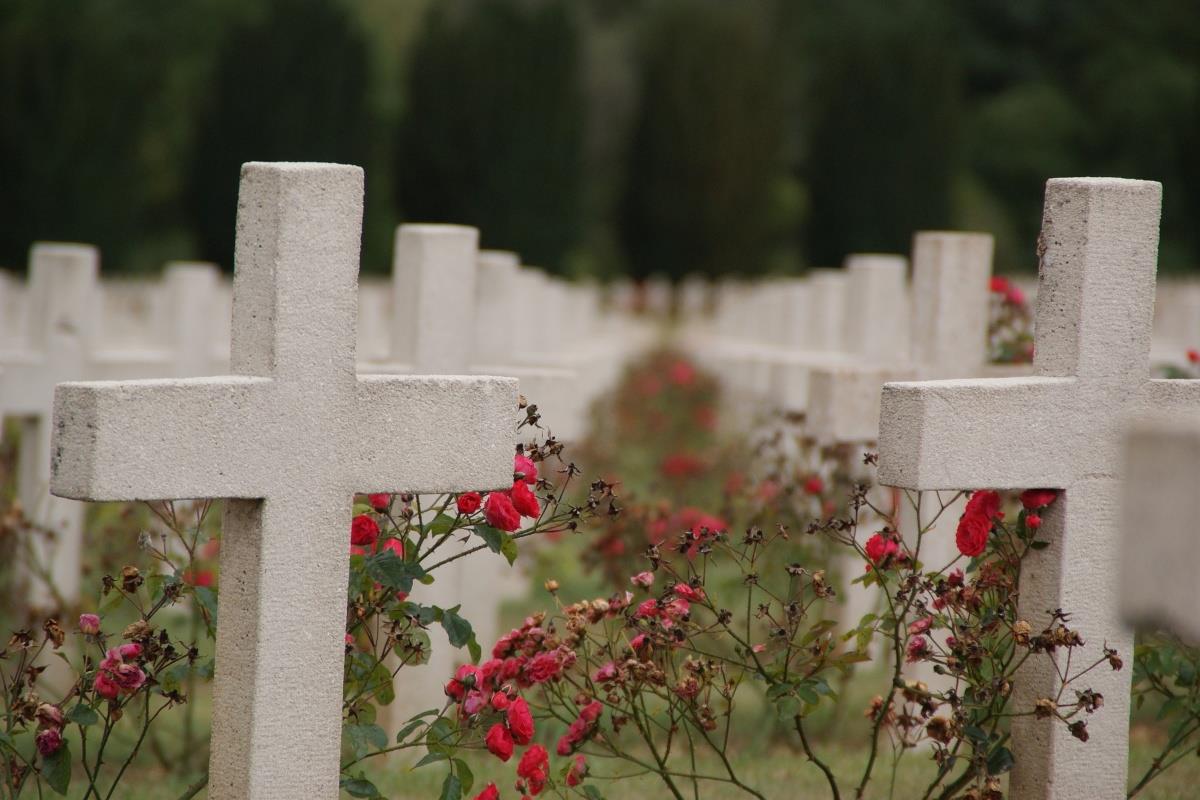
[
  {"xmin": 879, "ymin": 178, "xmax": 1199, "ymax": 799},
  {"xmin": 50, "ymin": 163, "xmax": 517, "ymax": 799}
]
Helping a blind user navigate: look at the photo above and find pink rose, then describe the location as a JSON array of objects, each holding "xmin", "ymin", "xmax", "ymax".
[
  {"xmin": 630, "ymin": 571, "xmax": 654, "ymax": 588},
  {"xmin": 79, "ymin": 613, "xmax": 101, "ymax": 636}
]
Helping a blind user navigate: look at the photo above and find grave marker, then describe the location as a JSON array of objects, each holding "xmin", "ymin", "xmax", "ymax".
[
  {"xmin": 51, "ymin": 163, "xmax": 517, "ymax": 799},
  {"xmin": 878, "ymin": 178, "xmax": 1199, "ymax": 799}
]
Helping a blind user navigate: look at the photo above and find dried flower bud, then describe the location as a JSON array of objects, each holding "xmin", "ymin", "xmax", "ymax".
[
  {"xmin": 1012, "ymin": 620, "xmax": 1032, "ymax": 646},
  {"xmin": 43, "ymin": 619, "xmax": 65, "ymax": 649},
  {"xmin": 79, "ymin": 614, "xmax": 101, "ymax": 636},
  {"xmin": 1034, "ymin": 698, "xmax": 1056, "ymax": 719},
  {"xmin": 35, "ymin": 704, "xmax": 64, "ymax": 729},
  {"xmin": 121, "ymin": 566, "xmax": 143, "ymax": 593},
  {"xmin": 123, "ymin": 619, "xmax": 152, "ymax": 641},
  {"xmin": 544, "ymin": 579, "xmax": 560, "ymax": 594}
]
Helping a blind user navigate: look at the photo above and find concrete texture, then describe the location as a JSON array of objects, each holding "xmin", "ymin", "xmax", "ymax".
[
  {"xmin": 878, "ymin": 178, "xmax": 1199, "ymax": 800},
  {"xmin": 50, "ymin": 163, "xmax": 517, "ymax": 800},
  {"xmin": 1121, "ymin": 414, "xmax": 1200, "ymax": 642}
]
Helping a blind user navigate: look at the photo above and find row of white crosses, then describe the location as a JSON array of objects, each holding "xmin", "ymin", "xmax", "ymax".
[
  {"xmin": 50, "ymin": 163, "xmax": 520, "ymax": 798},
  {"xmin": 879, "ymin": 178, "xmax": 1197, "ymax": 799},
  {"xmin": 0, "ymin": 249, "xmax": 225, "ymax": 608}
]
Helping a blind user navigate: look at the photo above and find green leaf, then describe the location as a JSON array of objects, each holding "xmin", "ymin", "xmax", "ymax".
[
  {"xmin": 66, "ymin": 704, "xmax": 99, "ymax": 727},
  {"xmin": 340, "ymin": 775, "xmax": 382, "ymax": 798},
  {"xmin": 193, "ymin": 585, "xmax": 219, "ymax": 633},
  {"xmin": 367, "ymin": 551, "xmax": 427, "ymax": 593},
  {"xmin": 964, "ymin": 725, "xmax": 988, "ymax": 744},
  {"xmin": 427, "ymin": 513, "xmax": 457, "ymax": 538},
  {"xmin": 370, "ymin": 662, "xmax": 395, "ymax": 706},
  {"xmin": 396, "ymin": 711, "xmax": 439, "ymax": 744},
  {"xmin": 583, "ymin": 786, "xmax": 605, "ymax": 800},
  {"xmin": 42, "ymin": 741, "xmax": 71, "ymax": 795},
  {"xmin": 414, "ymin": 751, "xmax": 448, "ymax": 769},
  {"xmin": 453, "ymin": 758, "xmax": 474, "ymax": 794},
  {"xmin": 986, "ymin": 745, "xmax": 1015, "ymax": 775},
  {"xmin": 440, "ymin": 772, "xmax": 462, "ymax": 800},
  {"xmin": 426, "ymin": 716, "xmax": 455, "ymax": 754},
  {"xmin": 499, "ymin": 533, "xmax": 518, "ymax": 566},
  {"xmin": 440, "ymin": 608, "xmax": 474, "ymax": 650},
  {"xmin": 344, "ymin": 724, "xmax": 388, "ymax": 759},
  {"xmin": 473, "ymin": 524, "xmax": 506, "ymax": 554},
  {"xmin": 0, "ymin": 730, "xmax": 13, "ymax": 752},
  {"xmin": 1029, "ymin": 540, "xmax": 1050, "ymax": 550},
  {"xmin": 395, "ymin": 629, "xmax": 432, "ymax": 666}
]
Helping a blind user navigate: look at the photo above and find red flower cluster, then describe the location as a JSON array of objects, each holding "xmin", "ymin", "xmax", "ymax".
[
  {"xmin": 516, "ymin": 744, "xmax": 550, "ymax": 795},
  {"xmin": 484, "ymin": 696, "xmax": 536, "ymax": 762},
  {"xmin": 660, "ymin": 452, "xmax": 706, "ymax": 479},
  {"xmin": 802, "ymin": 475, "xmax": 825, "ymax": 496},
  {"xmin": 865, "ymin": 532, "xmax": 900, "ymax": 566},
  {"xmin": 990, "ymin": 275, "xmax": 1025, "ymax": 306},
  {"xmin": 956, "ymin": 490, "xmax": 1002, "ymax": 557},
  {"xmin": 94, "ymin": 643, "xmax": 146, "ymax": 700},
  {"xmin": 480, "ymin": 455, "xmax": 545, "ymax": 531},
  {"xmin": 556, "ymin": 700, "xmax": 602, "ymax": 755},
  {"xmin": 368, "ymin": 493, "xmax": 391, "ymax": 513},
  {"xmin": 668, "ymin": 359, "xmax": 697, "ymax": 386}
]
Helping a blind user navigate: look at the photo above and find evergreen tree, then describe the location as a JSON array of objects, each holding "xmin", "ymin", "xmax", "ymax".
[
  {"xmin": 618, "ymin": 1, "xmax": 789, "ymax": 280},
  {"xmin": 185, "ymin": 0, "xmax": 373, "ymax": 268},
  {"xmin": 801, "ymin": 0, "xmax": 964, "ymax": 267},
  {"xmin": 0, "ymin": 1, "xmax": 201, "ymax": 270},
  {"xmin": 396, "ymin": 0, "xmax": 585, "ymax": 272}
]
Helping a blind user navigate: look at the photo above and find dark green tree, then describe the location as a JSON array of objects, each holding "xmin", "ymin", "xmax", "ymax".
[
  {"xmin": 801, "ymin": 0, "xmax": 964, "ymax": 267},
  {"xmin": 396, "ymin": 0, "xmax": 585, "ymax": 272},
  {"xmin": 185, "ymin": 0, "xmax": 373, "ymax": 268},
  {"xmin": 0, "ymin": 1, "xmax": 209, "ymax": 271},
  {"xmin": 618, "ymin": 0, "xmax": 790, "ymax": 280}
]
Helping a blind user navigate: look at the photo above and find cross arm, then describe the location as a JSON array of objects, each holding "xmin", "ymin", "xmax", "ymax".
[
  {"xmin": 50, "ymin": 377, "xmax": 272, "ymax": 501},
  {"xmin": 808, "ymin": 362, "xmax": 917, "ymax": 444},
  {"xmin": 352, "ymin": 374, "xmax": 519, "ymax": 493},
  {"xmin": 878, "ymin": 376, "xmax": 1076, "ymax": 489}
]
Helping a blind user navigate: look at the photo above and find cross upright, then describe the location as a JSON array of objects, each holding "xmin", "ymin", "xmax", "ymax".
[
  {"xmin": 50, "ymin": 163, "xmax": 518, "ymax": 799},
  {"xmin": 878, "ymin": 178, "xmax": 1199, "ymax": 800}
]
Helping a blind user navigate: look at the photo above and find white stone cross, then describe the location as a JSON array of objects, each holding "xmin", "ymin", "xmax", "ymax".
[
  {"xmin": 50, "ymin": 163, "xmax": 517, "ymax": 799},
  {"xmin": 879, "ymin": 178, "xmax": 1200, "ymax": 799},
  {"xmin": 808, "ymin": 232, "xmax": 995, "ymax": 443},
  {"xmin": 1120, "ymin": 414, "xmax": 1200, "ymax": 642}
]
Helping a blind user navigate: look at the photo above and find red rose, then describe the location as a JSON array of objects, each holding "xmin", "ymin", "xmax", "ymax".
[
  {"xmin": 507, "ymin": 696, "xmax": 535, "ymax": 745},
  {"xmin": 566, "ymin": 754, "xmax": 588, "ymax": 787},
  {"xmin": 865, "ymin": 532, "xmax": 899, "ymax": 565},
  {"xmin": 990, "ymin": 276, "xmax": 1009, "ymax": 294},
  {"xmin": 514, "ymin": 454, "xmax": 538, "ymax": 485},
  {"xmin": 350, "ymin": 514, "xmax": 380, "ymax": 547},
  {"xmin": 474, "ymin": 784, "xmax": 500, "ymax": 800},
  {"xmin": 457, "ymin": 491, "xmax": 482, "ymax": 515},
  {"xmin": 510, "ymin": 480, "xmax": 541, "ymax": 519},
  {"xmin": 516, "ymin": 745, "xmax": 550, "ymax": 795},
  {"xmin": 803, "ymin": 475, "xmax": 824, "ymax": 495},
  {"xmin": 907, "ymin": 617, "xmax": 932, "ymax": 636},
  {"xmin": 965, "ymin": 490, "xmax": 1002, "ymax": 521},
  {"xmin": 524, "ymin": 652, "xmax": 561, "ymax": 684},
  {"xmin": 956, "ymin": 512, "xmax": 991, "ymax": 557},
  {"xmin": 485, "ymin": 722, "xmax": 514, "ymax": 762},
  {"xmin": 1027, "ymin": 514, "xmax": 1042, "ymax": 529},
  {"xmin": 1019, "ymin": 489, "xmax": 1058, "ymax": 510},
  {"xmin": 379, "ymin": 537, "xmax": 404, "ymax": 559},
  {"xmin": 484, "ymin": 492, "xmax": 521, "ymax": 532},
  {"xmin": 1189, "ymin": 348, "xmax": 1200, "ymax": 364},
  {"xmin": 491, "ymin": 692, "xmax": 510, "ymax": 711},
  {"xmin": 368, "ymin": 493, "xmax": 391, "ymax": 512}
]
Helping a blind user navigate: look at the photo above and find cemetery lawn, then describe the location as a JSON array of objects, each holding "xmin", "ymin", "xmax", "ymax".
[{"xmin": 92, "ymin": 733, "xmax": 1200, "ymax": 799}]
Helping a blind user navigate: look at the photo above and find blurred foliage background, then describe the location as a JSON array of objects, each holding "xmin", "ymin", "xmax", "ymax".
[{"xmin": 1, "ymin": 0, "xmax": 1197, "ymax": 278}]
